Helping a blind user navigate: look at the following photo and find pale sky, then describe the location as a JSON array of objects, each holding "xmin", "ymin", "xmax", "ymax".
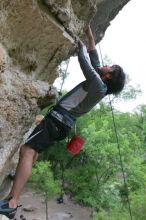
[{"xmin": 54, "ymin": 0, "xmax": 146, "ymax": 112}]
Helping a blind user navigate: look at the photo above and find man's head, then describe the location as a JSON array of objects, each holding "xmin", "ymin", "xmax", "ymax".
[{"xmin": 98, "ymin": 65, "xmax": 126, "ymax": 95}]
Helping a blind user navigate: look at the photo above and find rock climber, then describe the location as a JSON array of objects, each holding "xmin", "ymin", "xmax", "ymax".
[{"xmin": 0, "ymin": 25, "xmax": 126, "ymax": 219}]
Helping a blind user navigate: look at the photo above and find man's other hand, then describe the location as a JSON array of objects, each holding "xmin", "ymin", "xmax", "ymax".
[
  {"xmin": 78, "ymin": 40, "xmax": 84, "ymax": 48},
  {"xmin": 85, "ymin": 25, "xmax": 92, "ymax": 38}
]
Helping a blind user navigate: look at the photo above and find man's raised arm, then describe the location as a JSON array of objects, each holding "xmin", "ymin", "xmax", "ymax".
[
  {"xmin": 85, "ymin": 25, "xmax": 101, "ymax": 71},
  {"xmin": 85, "ymin": 25, "xmax": 96, "ymax": 51}
]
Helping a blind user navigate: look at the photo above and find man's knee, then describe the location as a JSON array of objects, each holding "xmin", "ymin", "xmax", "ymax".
[{"xmin": 20, "ymin": 144, "xmax": 37, "ymax": 159}]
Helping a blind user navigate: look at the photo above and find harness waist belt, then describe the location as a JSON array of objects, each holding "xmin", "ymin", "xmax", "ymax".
[{"xmin": 50, "ymin": 109, "xmax": 75, "ymax": 128}]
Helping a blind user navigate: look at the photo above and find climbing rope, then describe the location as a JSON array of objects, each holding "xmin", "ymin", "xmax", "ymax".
[{"xmin": 98, "ymin": 44, "xmax": 133, "ymax": 220}]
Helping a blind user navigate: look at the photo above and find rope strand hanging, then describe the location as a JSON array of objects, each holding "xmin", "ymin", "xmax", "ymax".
[{"xmin": 98, "ymin": 43, "xmax": 133, "ymax": 220}]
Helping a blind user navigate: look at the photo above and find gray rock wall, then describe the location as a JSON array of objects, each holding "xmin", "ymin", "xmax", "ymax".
[{"xmin": 0, "ymin": 0, "xmax": 130, "ymax": 186}]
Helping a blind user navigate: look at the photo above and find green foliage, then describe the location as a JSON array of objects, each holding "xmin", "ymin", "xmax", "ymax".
[
  {"xmin": 130, "ymin": 189, "xmax": 146, "ymax": 220},
  {"xmin": 93, "ymin": 189, "xmax": 146, "ymax": 220},
  {"xmin": 63, "ymin": 105, "xmax": 146, "ymax": 213},
  {"xmin": 29, "ymin": 161, "xmax": 61, "ymax": 200},
  {"xmin": 37, "ymin": 102, "xmax": 146, "ymax": 219},
  {"xmin": 29, "ymin": 161, "xmax": 61, "ymax": 220},
  {"xmin": 92, "ymin": 207, "xmax": 130, "ymax": 220}
]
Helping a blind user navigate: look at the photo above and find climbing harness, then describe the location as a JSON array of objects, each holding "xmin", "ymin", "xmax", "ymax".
[
  {"xmin": 50, "ymin": 106, "xmax": 75, "ymax": 129},
  {"xmin": 98, "ymin": 43, "xmax": 133, "ymax": 220}
]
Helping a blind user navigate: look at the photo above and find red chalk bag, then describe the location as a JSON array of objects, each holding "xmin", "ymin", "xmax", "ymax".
[{"xmin": 67, "ymin": 135, "xmax": 85, "ymax": 155}]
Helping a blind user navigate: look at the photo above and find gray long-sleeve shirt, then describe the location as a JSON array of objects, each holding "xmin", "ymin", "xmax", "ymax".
[{"xmin": 58, "ymin": 45, "xmax": 107, "ymax": 117}]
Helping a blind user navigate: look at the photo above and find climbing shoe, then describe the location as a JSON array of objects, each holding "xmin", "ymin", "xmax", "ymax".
[{"xmin": 0, "ymin": 197, "xmax": 21, "ymax": 219}]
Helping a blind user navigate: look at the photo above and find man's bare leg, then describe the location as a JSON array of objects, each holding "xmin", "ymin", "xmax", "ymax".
[{"xmin": 7, "ymin": 145, "xmax": 38, "ymax": 208}]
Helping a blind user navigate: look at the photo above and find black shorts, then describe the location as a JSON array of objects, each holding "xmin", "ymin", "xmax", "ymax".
[{"xmin": 25, "ymin": 111, "xmax": 74, "ymax": 153}]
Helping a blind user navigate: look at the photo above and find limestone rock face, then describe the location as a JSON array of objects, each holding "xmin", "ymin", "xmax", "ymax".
[
  {"xmin": 0, "ymin": 67, "xmax": 52, "ymax": 185},
  {"xmin": 0, "ymin": 0, "xmax": 130, "ymax": 186}
]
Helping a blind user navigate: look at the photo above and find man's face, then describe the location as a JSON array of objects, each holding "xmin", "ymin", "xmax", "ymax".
[
  {"xmin": 99, "ymin": 65, "xmax": 113, "ymax": 80},
  {"xmin": 100, "ymin": 65, "xmax": 116, "ymax": 73}
]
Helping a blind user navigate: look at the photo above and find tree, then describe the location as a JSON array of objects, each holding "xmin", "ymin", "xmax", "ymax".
[{"xmin": 29, "ymin": 161, "xmax": 61, "ymax": 220}]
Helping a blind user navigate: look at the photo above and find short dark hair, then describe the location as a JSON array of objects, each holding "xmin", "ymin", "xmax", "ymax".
[{"xmin": 105, "ymin": 65, "xmax": 126, "ymax": 95}]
